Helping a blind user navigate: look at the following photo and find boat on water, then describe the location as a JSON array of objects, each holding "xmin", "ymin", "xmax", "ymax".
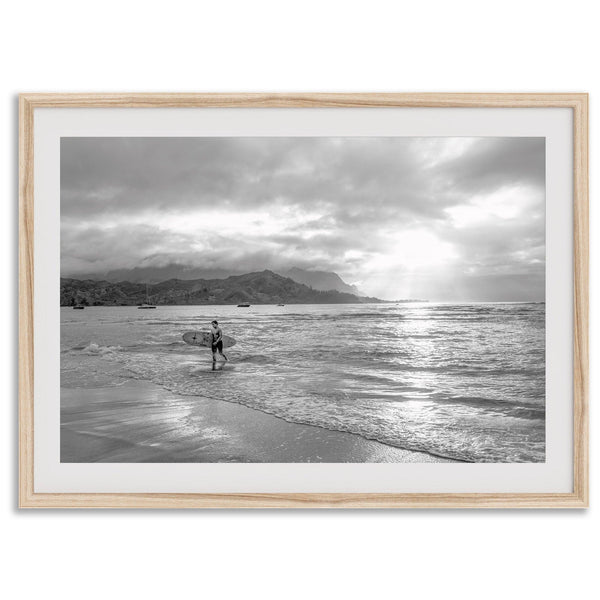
[
  {"xmin": 138, "ymin": 284, "xmax": 157, "ymax": 309},
  {"xmin": 277, "ymin": 303, "xmax": 285, "ymax": 306},
  {"xmin": 72, "ymin": 304, "xmax": 85, "ymax": 310},
  {"xmin": 237, "ymin": 303, "xmax": 251, "ymax": 307}
]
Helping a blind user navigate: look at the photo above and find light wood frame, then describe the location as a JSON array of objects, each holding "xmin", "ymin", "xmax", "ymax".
[{"xmin": 19, "ymin": 93, "xmax": 589, "ymax": 508}]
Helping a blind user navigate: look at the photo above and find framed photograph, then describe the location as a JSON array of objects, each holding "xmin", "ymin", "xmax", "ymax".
[{"xmin": 19, "ymin": 93, "xmax": 588, "ymax": 508}]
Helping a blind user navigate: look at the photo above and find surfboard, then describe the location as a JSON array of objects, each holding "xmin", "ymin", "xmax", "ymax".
[{"xmin": 182, "ymin": 330, "xmax": 237, "ymax": 348}]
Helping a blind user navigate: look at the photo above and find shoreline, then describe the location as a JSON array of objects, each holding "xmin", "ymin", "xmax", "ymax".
[{"xmin": 61, "ymin": 379, "xmax": 457, "ymax": 463}]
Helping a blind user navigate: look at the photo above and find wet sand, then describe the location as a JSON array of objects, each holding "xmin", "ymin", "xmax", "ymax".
[{"xmin": 61, "ymin": 380, "xmax": 456, "ymax": 463}]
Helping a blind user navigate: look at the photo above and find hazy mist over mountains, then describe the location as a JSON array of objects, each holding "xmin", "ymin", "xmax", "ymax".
[
  {"xmin": 70, "ymin": 265, "xmax": 364, "ymax": 296},
  {"xmin": 280, "ymin": 267, "xmax": 362, "ymax": 296}
]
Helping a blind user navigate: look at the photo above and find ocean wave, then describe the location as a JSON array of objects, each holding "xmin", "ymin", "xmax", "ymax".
[
  {"xmin": 76, "ymin": 342, "xmax": 123, "ymax": 356},
  {"xmin": 232, "ymin": 354, "xmax": 273, "ymax": 364},
  {"xmin": 443, "ymin": 395, "xmax": 545, "ymax": 414},
  {"xmin": 114, "ymin": 359, "xmax": 545, "ymax": 462},
  {"xmin": 61, "ymin": 302, "xmax": 546, "ymax": 463}
]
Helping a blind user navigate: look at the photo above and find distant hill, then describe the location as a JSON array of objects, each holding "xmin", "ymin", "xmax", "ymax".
[
  {"xmin": 60, "ymin": 270, "xmax": 385, "ymax": 306},
  {"xmin": 279, "ymin": 267, "xmax": 363, "ymax": 295}
]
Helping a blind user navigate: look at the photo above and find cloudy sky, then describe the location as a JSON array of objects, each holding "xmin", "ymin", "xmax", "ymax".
[{"xmin": 61, "ymin": 137, "xmax": 545, "ymax": 301}]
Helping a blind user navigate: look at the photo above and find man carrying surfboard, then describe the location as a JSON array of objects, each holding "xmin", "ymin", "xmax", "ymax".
[{"xmin": 210, "ymin": 320, "xmax": 228, "ymax": 363}]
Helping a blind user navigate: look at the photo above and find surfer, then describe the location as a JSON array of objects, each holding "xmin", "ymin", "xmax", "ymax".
[{"xmin": 210, "ymin": 320, "xmax": 228, "ymax": 363}]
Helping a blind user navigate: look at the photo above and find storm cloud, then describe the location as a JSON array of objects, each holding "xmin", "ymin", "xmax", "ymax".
[{"xmin": 61, "ymin": 137, "xmax": 545, "ymax": 301}]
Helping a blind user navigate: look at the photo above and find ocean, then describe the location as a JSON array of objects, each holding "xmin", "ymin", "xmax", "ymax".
[{"xmin": 61, "ymin": 302, "xmax": 545, "ymax": 463}]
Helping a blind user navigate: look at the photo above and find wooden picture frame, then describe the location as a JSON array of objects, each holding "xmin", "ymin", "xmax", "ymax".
[{"xmin": 19, "ymin": 93, "xmax": 588, "ymax": 508}]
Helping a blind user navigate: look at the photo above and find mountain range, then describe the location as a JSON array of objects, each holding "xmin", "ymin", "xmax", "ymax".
[
  {"xmin": 67, "ymin": 265, "xmax": 364, "ymax": 296},
  {"xmin": 60, "ymin": 270, "xmax": 384, "ymax": 306},
  {"xmin": 278, "ymin": 267, "xmax": 362, "ymax": 295}
]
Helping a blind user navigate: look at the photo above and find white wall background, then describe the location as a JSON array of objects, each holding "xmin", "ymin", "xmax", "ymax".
[{"xmin": 1, "ymin": 1, "xmax": 596, "ymax": 598}]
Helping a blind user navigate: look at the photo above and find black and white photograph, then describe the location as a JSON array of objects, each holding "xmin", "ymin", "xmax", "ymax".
[{"xmin": 60, "ymin": 136, "xmax": 545, "ymax": 464}]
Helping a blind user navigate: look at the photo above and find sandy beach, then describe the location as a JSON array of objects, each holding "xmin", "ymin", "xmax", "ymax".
[{"xmin": 61, "ymin": 380, "xmax": 455, "ymax": 463}]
